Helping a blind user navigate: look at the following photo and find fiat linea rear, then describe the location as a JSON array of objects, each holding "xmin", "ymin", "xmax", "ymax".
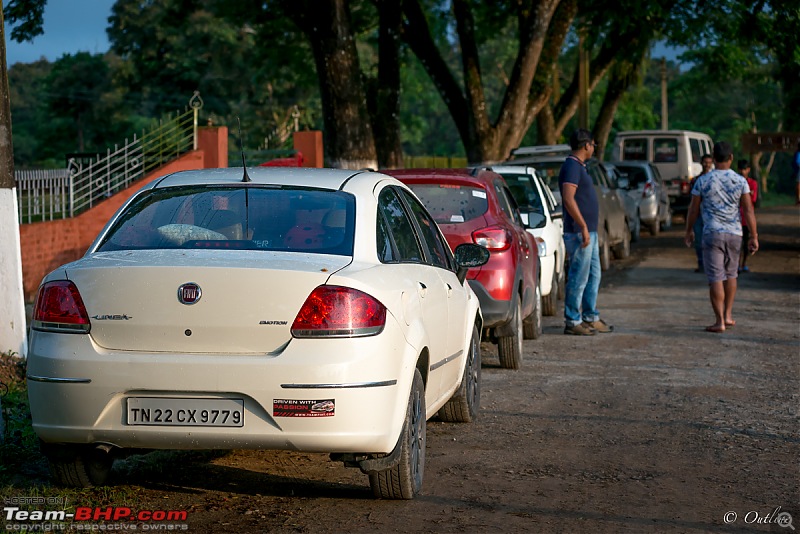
[{"xmin": 26, "ymin": 167, "xmax": 486, "ymax": 499}]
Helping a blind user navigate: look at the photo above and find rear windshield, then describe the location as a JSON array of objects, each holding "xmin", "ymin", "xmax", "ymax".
[
  {"xmin": 653, "ymin": 138, "xmax": 679, "ymax": 163},
  {"xmin": 614, "ymin": 165, "xmax": 649, "ymax": 188},
  {"xmin": 406, "ymin": 183, "xmax": 488, "ymax": 224},
  {"xmin": 622, "ymin": 139, "xmax": 648, "ymax": 161},
  {"xmin": 96, "ymin": 186, "xmax": 356, "ymax": 256},
  {"xmin": 500, "ymin": 174, "xmax": 545, "ymax": 213}
]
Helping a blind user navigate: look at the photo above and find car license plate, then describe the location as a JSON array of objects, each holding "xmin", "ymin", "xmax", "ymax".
[{"xmin": 126, "ymin": 398, "xmax": 244, "ymax": 427}]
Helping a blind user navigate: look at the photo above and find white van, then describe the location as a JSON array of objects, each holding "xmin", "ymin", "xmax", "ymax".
[{"xmin": 611, "ymin": 130, "xmax": 714, "ymax": 215}]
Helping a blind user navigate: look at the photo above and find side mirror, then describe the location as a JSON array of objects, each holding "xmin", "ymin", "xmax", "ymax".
[
  {"xmin": 454, "ymin": 243, "xmax": 490, "ymax": 284},
  {"xmin": 525, "ymin": 211, "xmax": 547, "ymax": 229},
  {"xmin": 617, "ymin": 177, "xmax": 630, "ymax": 189}
]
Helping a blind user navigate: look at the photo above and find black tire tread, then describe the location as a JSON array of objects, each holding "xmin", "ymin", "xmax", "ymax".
[{"xmin": 438, "ymin": 326, "xmax": 481, "ymax": 423}]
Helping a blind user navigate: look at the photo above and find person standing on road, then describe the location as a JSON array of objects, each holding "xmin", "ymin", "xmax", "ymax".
[
  {"xmin": 684, "ymin": 142, "xmax": 758, "ymax": 333},
  {"xmin": 737, "ymin": 159, "xmax": 758, "ymax": 273},
  {"xmin": 690, "ymin": 154, "xmax": 714, "ymax": 273},
  {"xmin": 559, "ymin": 128, "xmax": 614, "ymax": 336}
]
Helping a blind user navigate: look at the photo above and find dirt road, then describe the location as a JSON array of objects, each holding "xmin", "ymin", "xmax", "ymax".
[{"xmin": 10, "ymin": 206, "xmax": 800, "ymax": 533}]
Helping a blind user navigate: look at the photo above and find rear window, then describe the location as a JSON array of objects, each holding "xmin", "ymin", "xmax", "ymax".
[
  {"xmin": 406, "ymin": 183, "xmax": 488, "ymax": 224},
  {"xmin": 654, "ymin": 138, "xmax": 678, "ymax": 163},
  {"xmin": 498, "ymin": 174, "xmax": 545, "ymax": 214},
  {"xmin": 96, "ymin": 186, "xmax": 355, "ymax": 256},
  {"xmin": 622, "ymin": 139, "xmax": 648, "ymax": 161},
  {"xmin": 615, "ymin": 165, "xmax": 648, "ymax": 188}
]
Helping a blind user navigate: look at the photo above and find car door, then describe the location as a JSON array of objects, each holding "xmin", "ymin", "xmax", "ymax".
[
  {"xmin": 398, "ymin": 188, "xmax": 469, "ymax": 399},
  {"xmin": 377, "ymin": 187, "xmax": 450, "ymax": 405},
  {"xmin": 591, "ymin": 163, "xmax": 626, "ymax": 243}
]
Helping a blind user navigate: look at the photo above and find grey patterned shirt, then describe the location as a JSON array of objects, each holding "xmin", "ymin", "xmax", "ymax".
[{"xmin": 691, "ymin": 169, "xmax": 750, "ymax": 237}]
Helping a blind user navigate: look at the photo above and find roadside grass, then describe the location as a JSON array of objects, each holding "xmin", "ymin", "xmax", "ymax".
[{"xmin": 758, "ymin": 191, "xmax": 795, "ymax": 208}]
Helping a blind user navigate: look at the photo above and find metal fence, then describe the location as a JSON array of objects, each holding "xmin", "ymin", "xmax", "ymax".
[{"xmin": 16, "ymin": 92, "xmax": 203, "ymax": 224}]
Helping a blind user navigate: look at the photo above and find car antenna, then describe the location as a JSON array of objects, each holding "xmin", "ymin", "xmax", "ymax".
[{"xmin": 237, "ymin": 117, "xmax": 251, "ymax": 183}]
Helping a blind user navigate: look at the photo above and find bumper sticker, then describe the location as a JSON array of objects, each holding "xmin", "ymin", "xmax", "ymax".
[{"xmin": 274, "ymin": 399, "xmax": 335, "ymax": 417}]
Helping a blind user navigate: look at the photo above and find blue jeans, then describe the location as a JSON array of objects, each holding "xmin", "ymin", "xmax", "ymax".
[{"xmin": 564, "ymin": 232, "xmax": 601, "ymax": 327}]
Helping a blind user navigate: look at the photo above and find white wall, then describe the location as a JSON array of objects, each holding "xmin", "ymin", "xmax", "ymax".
[{"xmin": 0, "ymin": 188, "xmax": 27, "ymax": 357}]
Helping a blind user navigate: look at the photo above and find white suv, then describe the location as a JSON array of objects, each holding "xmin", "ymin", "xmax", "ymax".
[{"xmin": 491, "ymin": 165, "xmax": 566, "ymax": 316}]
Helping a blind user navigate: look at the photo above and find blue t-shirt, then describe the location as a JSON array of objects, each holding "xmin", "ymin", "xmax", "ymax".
[
  {"xmin": 558, "ymin": 155, "xmax": 599, "ymax": 233},
  {"xmin": 691, "ymin": 169, "xmax": 750, "ymax": 237}
]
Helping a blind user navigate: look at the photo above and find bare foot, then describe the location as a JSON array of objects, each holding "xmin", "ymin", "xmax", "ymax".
[
  {"xmin": 725, "ymin": 319, "xmax": 736, "ymax": 327},
  {"xmin": 705, "ymin": 324, "xmax": 725, "ymax": 333}
]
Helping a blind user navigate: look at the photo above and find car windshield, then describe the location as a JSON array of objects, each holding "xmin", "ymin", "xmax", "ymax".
[
  {"xmin": 406, "ymin": 183, "xmax": 488, "ymax": 224},
  {"xmin": 498, "ymin": 174, "xmax": 545, "ymax": 214},
  {"xmin": 96, "ymin": 186, "xmax": 356, "ymax": 256}
]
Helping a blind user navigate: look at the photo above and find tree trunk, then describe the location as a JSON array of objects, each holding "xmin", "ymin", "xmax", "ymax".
[
  {"xmin": 287, "ymin": 0, "xmax": 377, "ymax": 170},
  {"xmin": 371, "ymin": 0, "xmax": 404, "ymax": 169}
]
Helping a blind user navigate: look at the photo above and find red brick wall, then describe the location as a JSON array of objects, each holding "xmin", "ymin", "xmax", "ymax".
[{"xmin": 19, "ymin": 127, "xmax": 228, "ymax": 301}]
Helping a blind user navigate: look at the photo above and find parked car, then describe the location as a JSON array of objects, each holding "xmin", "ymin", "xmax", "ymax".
[
  {"xmin": 602, "ymin": 162, "xmax": 642, "ymax": 242},
  {"xmin": 489, "ymin": 165, "xmax": 566, "ymax": 316},
  {"xmin": 507, "ymin": 145, "xmax": 632, "ymax": 270},
  {"xmin": 610, "ymin": 160, "xmax": 672, "ymax": 236},
  {"xmin": 385, "ymin": 168, "xmax": 541, "ymax": 370},
  {"xmin": 26, "ymin": 167, "xmax": 491, "ymax": 500},
  {"xmin": 610, "ymin": 130, "xmax": 713, "ymax": 218}
]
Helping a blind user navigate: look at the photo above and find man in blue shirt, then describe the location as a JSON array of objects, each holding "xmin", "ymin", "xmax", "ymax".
[
  {"xmin": 558, "ymin": 129, "xmax": 613, "ymax": 336},
  {"xmin": 684, "ymin": 141, "xmax": 758, "ymax": 333}
]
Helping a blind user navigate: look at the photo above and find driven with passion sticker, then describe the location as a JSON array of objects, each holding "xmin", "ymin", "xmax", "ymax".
[{"xmin": 274, "ymin": 399, "xmax": 335, "ymax": 417}]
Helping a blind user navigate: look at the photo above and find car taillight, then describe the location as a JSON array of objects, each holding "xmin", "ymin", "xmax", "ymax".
[
  {"xmin": 680, "ymin": 180, "xmax": 692, "ymax": 195},
  {"xmin": 291, "ymin": 285, "xmax": 386, "ymax": 338},
  {"xmin": 472, "ymin": 226, "xmax": 512, "ymax": 251},
  {"xmin": 33, "ymin": 281, "xmax": 91, "ymax": 333},
  {"xmin": 643, "ymin": 182, "xmax": 655, "ymax": 198}
]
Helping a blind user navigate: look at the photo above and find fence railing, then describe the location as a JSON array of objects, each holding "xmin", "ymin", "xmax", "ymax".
[{"xmin": 16, "ymin": 92, "xmax": 203, "ymax": 224}]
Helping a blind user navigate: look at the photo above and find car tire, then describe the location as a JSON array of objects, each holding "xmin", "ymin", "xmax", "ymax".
[
  {"xmin": 661, "ymin": 208, "xmax": 673, "ymax": 231},
  {"xmin": 369, "ymin": 369, "xmax": 426, "ymax": 499},
  {"xmin": 631, "ymin": 215, "xmax": 641, "ymax": 243},
  {"xmin": 599, "ymin": 231, "xmax": 611, "ymax": 271},
  {"xmin": 523, "ymin": 283, "xmax": 543, "ymax": 339},
  {"xmin": 498, "ymin": 298, "xmax": 523, "ymax": 369},
  {"xmin": 613, "ymin": 225, "xmax": 631, "ymax": 259},
  {"xmin": 43, "ymin": 443, "xmax": 113, "ymax": 488},
  {"xmin": 649, "ymin": 219, "xmax": 660, "ymax": 236},
  {"xmin": 541, "ymin": 266, "xmax": 557, "ymax": 316},
  {"xmin": 438, "ymin": 325, "xmax": 481, "ymax": 423}
]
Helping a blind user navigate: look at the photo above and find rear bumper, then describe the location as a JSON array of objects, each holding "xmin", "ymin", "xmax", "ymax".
[
  {"xmin": 468, "ymin": 280, "xmax": 512, "ymax": 328},
  {"xmin": 638, "ymin": 197, "xmax": 658, "ymax": 224},
  {"xmin": 26, "ymin": 319, "xmax": 417, "ymax": 455},
  {"xmin": 670, "ymin": 194, "xmax": 691, "ymax": 214}
]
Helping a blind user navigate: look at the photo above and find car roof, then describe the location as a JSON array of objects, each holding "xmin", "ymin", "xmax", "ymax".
[
  {"xmin": 149, "ymin": 167, "xmax": 366, "ymax": 191},
  {"xmin": 614, "ymin": 130, "xmax": 711, "ymax": 137},
  {"xmin": 384, "ymin": 168, "xmax": 499, "ymax": 188},
  {"xmin": 610, "ymin": 160, "xmax": 653, "ymax": 168}
]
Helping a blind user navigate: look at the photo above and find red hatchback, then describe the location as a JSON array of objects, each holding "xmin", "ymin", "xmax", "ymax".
[{"xmin": 386, "ymin": 168, "xmax": 541, "ymax": 369}]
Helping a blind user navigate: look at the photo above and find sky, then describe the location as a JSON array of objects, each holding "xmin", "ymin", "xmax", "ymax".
[{"xmin": 3, "ymin": 0, "xmax": 114, "ymax": 65}]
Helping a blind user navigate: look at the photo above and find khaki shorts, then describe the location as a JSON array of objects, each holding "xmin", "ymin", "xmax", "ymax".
[{"xmin": 702, "ymin": 232, "xmax": 741, "ymax": 283}]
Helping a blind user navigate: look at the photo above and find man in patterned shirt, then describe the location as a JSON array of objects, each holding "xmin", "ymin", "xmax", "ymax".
[{"xmin": 684, "ymin": 142, "xmax": 758, "ymax": 333}]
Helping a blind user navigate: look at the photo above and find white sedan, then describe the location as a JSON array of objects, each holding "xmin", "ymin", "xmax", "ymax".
[
  {"xmin": 492, "ymin": 165, "xmax": 566, "ymax": 316},
  {"xmin": 26, "ymin": 167, "xmax": 489, "ymax": 499}
]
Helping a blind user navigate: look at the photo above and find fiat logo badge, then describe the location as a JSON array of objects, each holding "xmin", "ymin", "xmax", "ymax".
[{"xmin": 178, "ymin": 283, "xmax": 202, "ymax": 305}]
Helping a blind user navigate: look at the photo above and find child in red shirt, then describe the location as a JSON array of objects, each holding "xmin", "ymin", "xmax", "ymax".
[{"xmin": 738, "ymin": 159, "xmax": 758, "ymax": 272}]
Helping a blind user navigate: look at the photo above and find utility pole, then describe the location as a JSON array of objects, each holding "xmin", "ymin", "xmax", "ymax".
[
  {"xmin": 0, "ymin": 7, "xmax": 28, "ymax": 358},
  {"xmin": 660, "ymin": 58, "xmax": 668, "ymax": 130},
  {"xmin": 578, "ymin": 31, "xmax": 589, "ymax": 130}
]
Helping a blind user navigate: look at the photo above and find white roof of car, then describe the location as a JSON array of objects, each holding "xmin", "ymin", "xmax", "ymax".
[
  {"xmin": 510, "ymin": 144, "xmax": 571, "ymax": 157},
  {"xmin": 151, "ymin": 167, "xmax": 367, "ymax": 191}
]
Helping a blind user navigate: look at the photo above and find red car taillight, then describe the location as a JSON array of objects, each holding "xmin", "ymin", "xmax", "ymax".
[
  {"xmin": 472, "ymin": 226, "xmax": 512, "ymax": 251},
  {"xmin": 33, "ymin": 281, "xmax": 91, "ymax": 333},
  {"xmin": 643, "ymin": 182, "xmax": 655, "ymax": 198},
  {"xmin": 680, "ymin": 180, "xmax": 692, "ymax": 195},
  {"xmin": 291, "ymin": 286, "xmax": 386, "ymax": 338}
]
